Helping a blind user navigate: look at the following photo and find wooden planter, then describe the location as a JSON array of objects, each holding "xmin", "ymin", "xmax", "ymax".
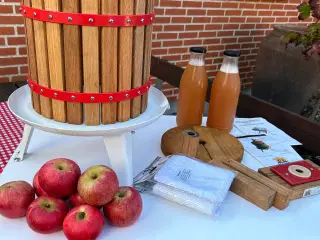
[{"xmin": 22, "ymin": 0, "xmax": 154, "ymax": 126}]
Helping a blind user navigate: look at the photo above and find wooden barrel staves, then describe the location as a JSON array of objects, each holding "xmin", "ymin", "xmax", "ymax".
[{"xmin": 21, "ymin": 0, "xmax": 154, "ymax": 126}]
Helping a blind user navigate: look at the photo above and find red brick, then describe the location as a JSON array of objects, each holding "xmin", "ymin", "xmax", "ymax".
[
  {"xmin": 203, "ymin": 2, "xmax": 221, "ymax": 8},
  {"xmin": 183, "ymin": 39, "xmax": 203, "ymax": 46},
  {"xmin": 235, "ymin": 31, "xmax": 250, "ymax": 36},
  {"xmin": 176, "ymin": 61, "xmax": 188, "ymax": 67},
  {"xmin": 221, "ymin": 38, "xmax": 237, "ymax": 44},
  {"xmin": 240, "ymin": 24, "xmax": 256, "ymax": 30},
  {"xmin": 205, "ymin": 24, "xmax": 222, "ymax": 30},
  {"xmin": 0, "ymin": 5, "xmax": 14, "ymax": 14},
  {"xmin": 221, "ymin": 2, "xmax": 239, "ymax": 8},
  {"xmin": 163, "ymin": 55, "xmax": 181, "ymax": 61},
  {"xmin": 187, "ymin": 9, "xmax": 206, "ymax": 16},
  {"xmin": 153, "ymin": 25, "xmax": 163, "ymax": 32},
  {"xmin": 256, "ymin": 4, "xmax": 270, "ymax": 9},
  {"xmin": 186, "ymin": 25, "xmax": 204, "ymax": 31},
  {"xmin": 182, "ymin": 1, "xmax": 202, "ymax": 7},
  {"xmin": 242, "ymin": 43, "xmax": 256, "ymax": 48},
  {"xmin": 272, "ymin": 11, "xmax": 286, "ymax": 16},
  {"xmin": 164, "ymin": 25, "xmax": 184, "ymax": 31},
  {"xmin": 286, "ymin": 11, "xmax": 298, "ymax": 17},
  {"xmin": 152, "ymin": 42, "xmax": 161, "ymax": 48},
  {"xmin": 203, "ymin": 38, "xmax": 221, "ymax": 45},
  {"xmin": 239, "ymin": 3, "xmax": 255, "ymax": 9},
  {"xmin": 152, "ymin": 48, "xmax": 168, "ymax": 55},
  {"xmin": 166, "ymin": 9, "xmax": 186, "ymax": 15},
  {"xmin": 160, "ymin": 0, "xmax": 181, "ymax": 7},
  {"xmin": 276, "ymin": 17, "xmax": 289, "ymax": 22},
  {"xmin": 223, "ymin": 24, "xmax": 239, "ymax": 30},
  {"xmin": 179, "ymin": 32, "xmax": 198, "ymax": 39},
  {"xmin": 17, "ymin": 26, "xmax": 25, "ymax": 35},
  {"xmin": 199, "ymin": 31, "xmax": 217, "ymax": 38},
  {"xmin": 251, "ymin": 30, "xmax": 266, "ymax": 36},
  {"xmin": 20, "ymin": 66, "xmax": 28, "ymax": 74},
  {"xmin": 172, "ymin": 17, "xmax": 192, "ymax": 23},
  {"xmin": 229, "ymin": 17, "xmax": 246, "ymax": 23},
  {"xmin": 163, "ymin": 40, "xmax": 183, "ymax": 47},
  {"xmin": 157, "ymin": 33, "xmax": 178, "ymax": 39},
  {"xmin": 19, "ymin": 47, "xmax": 27, "ymax": 55},
  {"xmin": 238, "ymin": 36, "xmax": 254, "ymax": 42},
  {"xmin": 225, "ymin": 10, "xmax": 242, "ymax": 16},
  {"xmin": 284, "ymin": 5, "xmax": 296, "ymax": 10},
  {"xmin": 270, "ymin": 4, "xmax": 284, "ymax": 10},
  {"xmin": 155, "ymin": 17, "xmax": 170, "ymax": 24},
  {"xmin": 0, "ymin": 77, "xmax": 10, "ymax": 83},
  {"xmin": 261, "ymin": 17, "xmax": 276, "ymax": 23},
  {"xmin": 246, "ymin": 17, "xmax": 262, "ymax": 23},
  {"xmin": 0, "ymin": 57, "xmax": 27, "ymax": 66},
  {"xmin": 193, "ymin": 17, "xmax": 211, "ymax": 23},
  {"xmin": 225, "ymin": 44, "xmax": 241, "ymax": 49},
  {"xmin": 0, "ymin": 67, "xmax": 18, "ymax": 75},
  {"xmin": 256, "ymin": 23, "xmax": 271, "ymax": 29},
  {"xmin": 242, "ymin": 10, "xmax": 258, "ymax": 16},
  {"xmin": 0, "ymin": 38, "xmax": 5, "ymax": 45},
  {"xmin": 217, "ymin": 31, "xmax": 234, "ymax": 37},
  {"xmin": 0, "ymin": 16, "xmax": 24, "ymax": 24},
  {"xmin": 0, "ymin": 48, "xmax": 16, "ymax": 56},
  {"xmin": 154, "ymin": 8, "xmax": 164, "ymax": 15},
  {"xmin": 207, "ymin": 10, "xmax": 225, "ymax": 16},
  {"xmin": 12, "ymin": 75, "xmax": 27, "ymax": 82},
  {"xmin": 168, "ymin": 47, "xmax": 188, "ymax": 54},
  {"xmin": 258, "ymin": 11, "xmax": 273, "ymax": 16},
  {"xmin": 211, "ymin": 17, "xmax": 229, "ymax": 23},
  {"xmin": 0, "ymin": 27, "xmax": 15, "ymax": 35}
]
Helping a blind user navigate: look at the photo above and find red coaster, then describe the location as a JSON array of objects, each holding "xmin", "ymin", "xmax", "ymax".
[{"xmin": 271, "ymin": 161, "xmax": 320, "ymax": 186}]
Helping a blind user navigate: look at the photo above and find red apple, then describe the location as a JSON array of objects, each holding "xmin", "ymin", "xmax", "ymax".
[
  {"xmin": 38, "ymin": 158, "xmax": 81, "ymax": 198},
  {"xmin": 26, "ymin": 196, "xmax": 69, "ymax": 234},
  {"xmin": 0, "ymin": 181, "xmax": 35, "ymax": 219},
  {"xmin": 77, "ymin": 165, "xmax": 119, "ymax": 206},
  {"xmin": 63, "ymin": 205, "xmax": 104, "ymax": 240},
  {"xmin": 103, "ymin": 186, "xmax": 142, "ymax": 227},
  {"xmin": 69, "ymin": 193, "xmax": 87, "ymax": 208},
  {"xmin": 33, "ymin": 171, "xmax": 48, "ymax": 197}
]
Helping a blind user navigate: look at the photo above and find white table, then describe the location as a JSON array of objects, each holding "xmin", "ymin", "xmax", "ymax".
[{"xmin": 0, "ymin": 116, "xmax": 319, "ymax": 240}]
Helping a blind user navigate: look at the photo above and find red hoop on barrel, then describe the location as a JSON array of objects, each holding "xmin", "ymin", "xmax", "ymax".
[
  {"xmin": 20, "ymin": 4, "xmax": 155, "ymax": 27},
  {"xmin": 28, "ymin": 76, "xmax": 151, "ymax": 104}
]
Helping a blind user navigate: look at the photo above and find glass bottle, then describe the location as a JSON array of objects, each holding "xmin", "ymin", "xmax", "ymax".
[
  {"xmin": 206, "ymin": 50, "xmax": 241, "ymax": 132},
  {"xmin": 176, "ymin": 47, "xmax": 208, "ymax": 127}
]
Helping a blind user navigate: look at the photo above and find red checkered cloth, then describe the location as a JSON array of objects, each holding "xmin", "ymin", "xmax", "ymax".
[{"xmin": 0, "ymin": 102, "xmax": 24, "ymax": 174}]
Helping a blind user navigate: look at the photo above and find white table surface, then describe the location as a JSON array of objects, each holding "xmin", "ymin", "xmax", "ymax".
[{"xmin": 0, "ymin": 116, "xmax": 319, "ymax": 240}]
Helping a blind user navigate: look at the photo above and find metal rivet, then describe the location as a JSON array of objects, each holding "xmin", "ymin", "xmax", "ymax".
[
  {"xmin": 71, "ymin": 95, "xmax": 76, "ymax": 100},
  {"xmin": 23, "ymin": 10, "xmax": 27, "ymax": 14},
  {"xmin": 310, "ymin": 168, "xmax": 314, "ymax": 171},
  {"xmin": 48, "ymin": 15, "xmax": 53, "ymax": 20},
  {"xmin": 34, "ymin": 12, "xmax": 37, "ymax": 17},
  {"xmin": 141, "ymin": 18, "xmax": 145, "ymax": 23},
  {"xmin": 127, "ymin": 19, "xmax": 131, "ymax": 24},
  {"xmin": 109, "ymin": 96, "xmax": 113, "ymax": 100},
  {"xmin": 150, "ymin": 17, "xmax": 153, "ymax": 21},
  {"xmin": 40, "ymin": 89, "xmax": 43, "ymax": 93},
  {"xmin": 90, "ymin": 96, "xmax": 95, "ymax": 101},
  {"xmin": 54, "ymin": 93, "xmax": 58, "ymax": 97},
  {"xmin": 30, "ymin": 84, "xmax": 33, "ymax": 88},
  {"xmin": 19, "ymin": 7, "xmax": 22, "ymax": 12},
  {"xmin": 89, "ymin": 18, "xmax": 94, "ymax": 23},
  {"xmin": 109, "ymin": 19, "xmax": 114, "ymax": 24},
  {"xmin": 138, "ymin": 91, "xmax": 141, "ymax": 95},
  {"xmin": 126, "ymin": 94, "xmax": 129, "ymax": 98},
  {"xmin": 285, "ymin": 173, "xmax": 289, "ymax": 176},
  {"xmin": 68, "ymin": 17, "xmax": 72, "ymax": 22}
]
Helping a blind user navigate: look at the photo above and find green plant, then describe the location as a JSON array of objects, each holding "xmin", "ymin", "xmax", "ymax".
[{"xmin": 281, "ymin": 0, "xmax": 320, "ymax": 59}]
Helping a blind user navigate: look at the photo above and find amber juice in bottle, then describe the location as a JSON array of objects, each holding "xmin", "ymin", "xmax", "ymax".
[
  {"xmin": 206, "ymin": 50, "xmax": 241, "ymax": 132},
  {"xmin": 176, "ymin": 47, "xmax": 208, "ymax": 127}
]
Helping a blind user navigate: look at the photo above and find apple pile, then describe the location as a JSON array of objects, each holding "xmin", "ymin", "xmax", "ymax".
[{"xmin": 0, "ymin": 158, "xmax": 143, "ymax": 239}]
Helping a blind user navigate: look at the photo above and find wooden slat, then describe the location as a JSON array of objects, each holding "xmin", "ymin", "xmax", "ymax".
[
  {"xmin": 141, "ymin": 0, "xmax": 153, "ymax": 113},
  {"xmin": 32, "ymin": 0, "xmax": 52, "ymax": 119},
  {"xmin": 118, "ymin": 0, "xmax": 134, "ymax": 122},
  {"xmin": 62, "ymin": 0, "xmax": 83, "ymax": 125},
  {"xmin": 131, "ymin": 0, "xmax": 146, "ymax": 118},
  {"xmin": 222, "ymin": 159, "xmax": 292, "ymax": 210},
  {"xmin": 81, "ymin": 0, "xmax": 100, "ymax": 126},
  {"xmin": 101, "ymin": 0, "xmax": 118, "ymax": 124},
  {"xmin": 24, "ymin": 0, "xmax": 40, "ymax": 114},
  {"xmin": 45, "ymin": 0, "xmax": 66, "ymax": 123},
  {"xmin": 197, "ymin": 145, "xmax": 277, "ymax": 211}
]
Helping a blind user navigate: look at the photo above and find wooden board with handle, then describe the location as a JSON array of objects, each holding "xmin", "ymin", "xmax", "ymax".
[
  {"xmin": 24, "ymin": 0, "xmax": 40, "ymax": 114},
  {"xmin": 45, "ymin": 0, "xmax": 66, "ymax": 123},
  {"xmin": 62, "ymin": 0, "xmax": 83, "ymax": 125},
  {"xmin": 131, "ymin": 0, "xmax": 146, "ymax": 118},
  {"xmin": 101, "ymin": 0, "xmax": 118, "ymax": 124},
  {"xmin": 32, "ymin": 0, "xmax": 52, "ymax": 119},
  {"xmin": 82, "ymin": 0, "xmax": 100, "ymax": 125},
  {"xmin": 118, "ymin": 0, "xmax": 134, "ymax": 122}
]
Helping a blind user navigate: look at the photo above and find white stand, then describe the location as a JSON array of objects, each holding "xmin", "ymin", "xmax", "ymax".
[{"xmin": 8, "ymin": 86, "xmax": 169, "ymax": 186}]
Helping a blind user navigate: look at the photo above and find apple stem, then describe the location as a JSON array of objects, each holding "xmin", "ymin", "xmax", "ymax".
[{"xmin": 77, "ymin": 212, "xmax": 86, "ymax": 220}]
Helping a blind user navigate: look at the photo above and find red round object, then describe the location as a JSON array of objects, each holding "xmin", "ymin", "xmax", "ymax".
[
  {"xmin": 28, "ymin": 76, "xmax": 151, "ymax": 104},
  {"xmin": 20, "ymin": 4, "xmax": 155, "ymax": 27}
]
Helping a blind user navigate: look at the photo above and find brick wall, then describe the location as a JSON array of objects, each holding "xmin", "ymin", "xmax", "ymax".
[{"xmin": 0, "ymin": 0, "xmax": 307, "ymax": 101}]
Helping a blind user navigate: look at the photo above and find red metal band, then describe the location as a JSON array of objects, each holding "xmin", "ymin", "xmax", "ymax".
[
  {"xmin": 28, "ymin": 76, "xmax": 151, "ymax": 104},
  {"xmin": 20, "ymin": 4, "xmax": 155, "ymax": 27}
]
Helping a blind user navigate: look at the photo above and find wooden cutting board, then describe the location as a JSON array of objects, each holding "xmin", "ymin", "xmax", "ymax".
[{"xmin": 161, "ymin": 126, "xmax": 244, "ymax": 163}]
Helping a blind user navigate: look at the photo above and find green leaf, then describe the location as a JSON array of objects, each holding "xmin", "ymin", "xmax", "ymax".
[{"xmin": 297, "ymin": 3, "xmax": 311, "ymax": 20}]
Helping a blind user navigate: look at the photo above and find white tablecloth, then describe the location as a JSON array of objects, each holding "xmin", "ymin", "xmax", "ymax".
[{"xmin": 0, "ymin": 116, "xmax": 319, "ymax": 240}]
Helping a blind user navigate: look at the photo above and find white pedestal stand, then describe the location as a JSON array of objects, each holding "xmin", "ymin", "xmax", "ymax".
[{"xmin": 8, "ymin": 86, "xmax": 169, "ymax": 186}]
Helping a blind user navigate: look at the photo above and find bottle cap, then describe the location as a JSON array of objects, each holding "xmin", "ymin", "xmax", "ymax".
[
  {"xmin": 224, "ymin": 50, "xmax": 241, "ymax": 57},
  {"xmin": 190, "ymin": 47, "xmax": 207, "ymax": 54}
]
